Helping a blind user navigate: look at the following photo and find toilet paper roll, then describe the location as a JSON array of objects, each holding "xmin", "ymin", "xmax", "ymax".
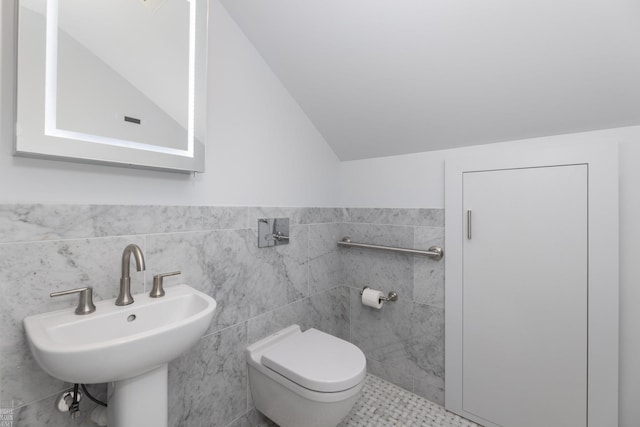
[{"xmin": 361, "ymin": 287, "xmax": 384, "ymax": 309}]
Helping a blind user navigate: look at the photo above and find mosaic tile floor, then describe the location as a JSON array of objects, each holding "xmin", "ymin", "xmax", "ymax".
[
  {"xmin": 251, "ymin": 374, "xmax": 481, "ymax": 427},
  {"xmin": 338, "ymin": 375, "xmax": 480, "ymax": 427}
]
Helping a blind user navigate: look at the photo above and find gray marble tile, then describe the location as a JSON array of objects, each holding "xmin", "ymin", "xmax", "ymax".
[
  {"xmin": 350, "ymin": 288, "xmax": 413, "ymax": 364},
  {"xmin": 246, "ymin": 366, "xmax": 254, "ymax": 414},
  {"xmin": 245, "ymin": 225, "xmax": 309, "ymax": 307},
  {"xmin": 413, "ymin": 226, "xmax": 445, "ymax": 308},
  {"xmin": 332, "ymin": 286, "xmax": 352, "ymax": 342},
  {"xmin": 0, "ymin": 204, "xmax": 247, "ymax": 243},
  {"xmin": 143, "ymin": 205, "xmax": 205, "ymax": 233},
  {"xmin": 310, "ymin": 286, "xmax": 351, "ymax": 341},
  {"xmin": 0, "ymin": 202, "xmax": 449, "ymax": 427},
  {"xmin": 298, "ymin": 207, "xmax": 344, "ymax": 224},
  {"xmin": 247, "ymin": 299, "xmax": 310, "ymax": 345},
  {"xmin": 248, "ymin": 207, "xmax": 343, "ymax": 228},
  {"xmin": 247, "ymin": 207, "xmax": 303, "ymax": 228},
  {"xmin": 10, "ymin": 389, "xmax": 103, "ymax": 427},
  {"xmin": 89, "ymin": 205, "xmax": 203, "ymax": 236},
  {"xmin": 144, "ymin": 231, "xmax": 213, "ymax": 296},
  {"xmin": 345, "ymin": 208, "xmax": 444, "ymax": 227},
  {"xmin": 309, "ymin": 221, "xmax": 343, "ymax": 242},
  {"xmin": 0, "ymin": 237, "xmax": 145, "ymax": 405},
  {"xmin": 408, "ymin": 302, "xmax": 445, "ymax": 380},
  {"xmin": 0, "ymin": 204, "xmax": 253, "ymax": 244},
  {"xmin": 413, "ymin": 370, "xmax": 445, "ymax": 406},
  {"xmin": 340, "ymin": 223, "xmax": 414, "ymax": 300},
  {"xmin": 309, "ymin": 223, "xmax": 343, "ymax": 295},
  {"xmin": 146, "ymin": 226, "xmax": 308, "ymax": 335},
  {"xmin": 247, "ymin": 287, "xmax": 350, "ymax": 345},
  {"xmin": 168, "ymin": 323, "xmax": 247, "ymax": 427},
  {"xmin": 0, "ymin": 204, "xmax": 95, "ymax": 243},
  {"xmin": 349, "ymin": 289, "xmax": 445, "ymax": 384},
  {"xmin": 145, "ymin": 230, "xmax": 251, "ymax": 335},
  {"xmin": 0, "ymin": 204, "xmax": 346, "ymax": 243},
  {"xmin": 225, "ymin": 408, "xmax": 276, "ymax": 427},
  {"xmin": 365, "ymin": 358, "xmax": 413, "ymax": 392},
  {"xmin": 200, "ymin": 206, "xmax": 248, "ymax": 230},
  {"xmin": 248, "ymin": 298, "xmax": 308, "ymax": 345},
  {"xmin": 341, "ymin": 222, "xmax": 414, "ymax": 248},
  {"xmin": 90, "ymin": 205, "xmax": 150, "ymax": 236}
]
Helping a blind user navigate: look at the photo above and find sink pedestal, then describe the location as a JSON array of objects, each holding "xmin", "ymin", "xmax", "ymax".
[
  {"xmin": 107, "ymin": 364, "xmax": 168, "ymax": 427},
  {"xmin": 24, "ymin": 284, "xmax": 216, "ymax": 426}
]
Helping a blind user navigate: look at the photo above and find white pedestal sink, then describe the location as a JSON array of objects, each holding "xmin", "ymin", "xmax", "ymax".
[
  {"xmin": 24, "ymin": 285, "xmax": 217, "ymax": 427},
  {"xmin": 107, "ymin": 364, "xmax": 168, "ymax": 426}
]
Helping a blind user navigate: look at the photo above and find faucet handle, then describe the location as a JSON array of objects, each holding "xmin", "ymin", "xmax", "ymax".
[
  {"xmin": 150, "ymin": 271, "xmax": 181, "ymax": 298},
  {"xmin": 50, "ymin": 287, "xmax": 96, "ymax": 315}
]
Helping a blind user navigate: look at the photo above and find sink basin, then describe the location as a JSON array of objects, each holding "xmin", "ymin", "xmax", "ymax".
[{"xmin": 24, "ymin": 284, "xmax": 216, "ymax": 384}]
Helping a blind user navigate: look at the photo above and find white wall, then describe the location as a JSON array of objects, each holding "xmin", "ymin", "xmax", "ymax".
[
  {"xmin": 340, "ymin": 126, "xmax": 640, "ymax": 427},
  {"xmin": 0, "ymin": 0, "xmax": 340, "ymax": 206},
  {"xmin": 2, "ymin": 0, "xmax": 639, "ymax": 424},
  {"xmin": 340, "ymin": 126, "xmax": 640, "ymax": 208}
]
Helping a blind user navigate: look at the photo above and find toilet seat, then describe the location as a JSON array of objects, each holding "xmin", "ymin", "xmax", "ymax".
[
  {"xmin": 246, "ymin": 325, "xmax": 367, "ymax": 427},
  {"xmin": 261, "ymin": 328, "xmax": 366, "ymax": 393}
]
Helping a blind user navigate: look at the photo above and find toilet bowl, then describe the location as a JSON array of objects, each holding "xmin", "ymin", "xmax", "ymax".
[{"xmin": 246, "ymin": 325, "xmax": 366, "ymax": 427}]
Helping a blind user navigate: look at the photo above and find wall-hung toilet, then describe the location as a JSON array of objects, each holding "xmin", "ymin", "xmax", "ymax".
[{"xmin": 246, "ymin": 325, "xmax": 366, "ymax": 427}]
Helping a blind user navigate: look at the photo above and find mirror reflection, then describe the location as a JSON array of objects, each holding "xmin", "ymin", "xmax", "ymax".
[
  {"xmin": 16, "ymin": 0, "xmax": 205, "ymax": 171},
  {"xmin": 56, "ymin": 0, "xmax": 190, "ymax": 151}
]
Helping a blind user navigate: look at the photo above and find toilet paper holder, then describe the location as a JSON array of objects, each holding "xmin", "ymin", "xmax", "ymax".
[{"xmin": 360, "ymin": 286, "xmax": 398, "ymax": 303}]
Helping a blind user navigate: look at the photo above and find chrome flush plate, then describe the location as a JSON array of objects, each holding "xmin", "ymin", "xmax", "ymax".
[{"xmin": 258, "ymin": 218, "xmax": 290, "ymax": 248}]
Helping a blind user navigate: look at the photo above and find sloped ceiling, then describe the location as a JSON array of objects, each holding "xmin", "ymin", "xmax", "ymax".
[{"xmin": 220, "ymin": 0, "xmax": 640, "ymax": 160}]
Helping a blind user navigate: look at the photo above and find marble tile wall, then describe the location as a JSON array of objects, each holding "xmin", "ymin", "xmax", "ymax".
[
  {"xmin": 0, "ymin": 204, "xmax": 444, "ymax": 426},
  {"xmin": 341, "ymin": 208, "xmax": 446, "ymax": 405},
  {"xmin": 0, "ymin": 204, "xmax": 345, "ymax": 427}
]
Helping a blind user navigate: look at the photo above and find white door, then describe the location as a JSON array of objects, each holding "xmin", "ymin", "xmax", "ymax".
[{"xmin": 461, "ymin": 165, "xmax": 588, "ymax": 427}]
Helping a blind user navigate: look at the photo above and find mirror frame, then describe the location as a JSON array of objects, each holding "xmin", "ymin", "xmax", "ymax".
[{"xmin": 13, "ymin": 0, "xmax": 208, "ymax": 173}]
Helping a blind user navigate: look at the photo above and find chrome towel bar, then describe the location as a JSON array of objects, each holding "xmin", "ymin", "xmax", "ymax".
[{"xmin": 337, "ymin": 237, "xmax": 444, "ymax": 259}]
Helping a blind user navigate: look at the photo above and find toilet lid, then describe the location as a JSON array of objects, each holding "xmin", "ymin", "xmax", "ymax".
[{"xmin": 261, "ymin": 328, "xmax": 366, "ymax": 393}]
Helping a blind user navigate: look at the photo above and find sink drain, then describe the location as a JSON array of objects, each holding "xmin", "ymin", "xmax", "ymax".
[{"xmin": 127, "ymin": 314, "xmax": 136, "ymax": 322}]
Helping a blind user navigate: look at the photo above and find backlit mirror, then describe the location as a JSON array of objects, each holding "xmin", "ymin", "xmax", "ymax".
[{"xmin": 15, "ymin": 0, "xmax": 208, "ymax": 172}]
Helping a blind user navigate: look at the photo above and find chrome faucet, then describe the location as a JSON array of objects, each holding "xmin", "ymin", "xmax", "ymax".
[{"xmin": 116, "ymin": 244, "xmax": 146, "ymax": 306}]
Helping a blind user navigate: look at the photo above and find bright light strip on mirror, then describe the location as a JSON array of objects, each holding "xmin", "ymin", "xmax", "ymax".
[
  {"xmin": 187, "ymin": 0, "xmax": 196, "ymax": 158},
  {"xmin": 43, "ymin": 0, "xmax": 58, "ymax": 134},
  {"xmin": 43, "ymin": 0, "xmax": 195, "ymax": 158}
]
